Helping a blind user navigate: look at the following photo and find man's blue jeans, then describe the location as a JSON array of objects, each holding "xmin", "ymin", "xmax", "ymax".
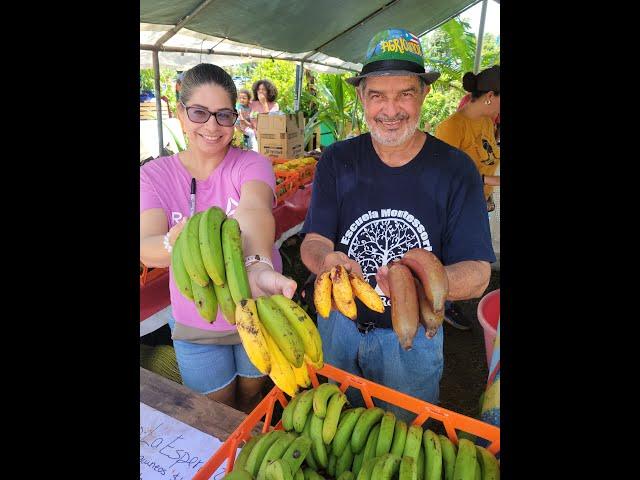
[{"xmin": 317, "ymin": 310, "xmax": 444, "ymax": 423}]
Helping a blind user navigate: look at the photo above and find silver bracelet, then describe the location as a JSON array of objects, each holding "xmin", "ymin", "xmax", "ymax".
[
  {"xmin": 162, "ymin": 232, "xmax": 173, "ymax": 253},
  {"xmin": 244, "ymin": 254, "xmax": 273, "ymax": 269}
]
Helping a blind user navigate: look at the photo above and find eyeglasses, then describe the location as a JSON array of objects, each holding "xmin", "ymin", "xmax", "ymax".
[{"xmin": 180, "ymin": 101, "xmax": 238, "ymax": 126}]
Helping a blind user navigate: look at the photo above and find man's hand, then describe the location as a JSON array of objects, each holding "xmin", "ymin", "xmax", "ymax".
[
  {"xmin": 258, "ymin": 92, "xmax": 269, "ymax": 110},
  {"xmin": 320, "ymin": 251, "xmax": 363, "ymax": 278},
  {"xmin": 375, "ymin": 264, "xmax": 390, "ymax": 297}
]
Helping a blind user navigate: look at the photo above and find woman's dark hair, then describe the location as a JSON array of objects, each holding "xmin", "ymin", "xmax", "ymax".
[
  {"xmin": 252, "ymin": 79, "xmax": 278, "ymax": 102},
  {"xmin": 180, "ymin": 63, "xmax": 237, "ymax": 106},
  {"xmin": 462, "ymin": 65, "xmax": 500, "ymax": 100}
]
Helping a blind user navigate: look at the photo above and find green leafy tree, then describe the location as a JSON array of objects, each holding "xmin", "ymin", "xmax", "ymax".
[
  {"xmin": 245, "ymin": 60, "xmax": 297, "ymax": 112},
  {"xmin": 419, "ymin": 18, "xmax": 500, "ymax": 133},
  {"xmin": 302, "ymin": 72, "xmax": 367, "ymax": 146}
]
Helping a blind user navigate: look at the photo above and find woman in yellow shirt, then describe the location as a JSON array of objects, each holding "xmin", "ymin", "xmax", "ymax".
[
  {"xmin": 434, "ymin": 65, "xmax": 499, "ymax": 331},
  {"xmin": 435, "ymin": 65, "xmax": 500, "ymax": 206}
]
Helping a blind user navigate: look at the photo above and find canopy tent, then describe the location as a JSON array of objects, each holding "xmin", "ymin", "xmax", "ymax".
[
  {"xmin": 140, "ymin": 0, "xmax": 486, "ymax": 71},
  {"xmin": 140, "ymin": 0, "xmax": 492, "ymax": 153}
]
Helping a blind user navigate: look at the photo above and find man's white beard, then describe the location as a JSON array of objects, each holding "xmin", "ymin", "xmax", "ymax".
[{"xmin": 367, "ymin": 115, "xmax": 421, "ymax": 147}]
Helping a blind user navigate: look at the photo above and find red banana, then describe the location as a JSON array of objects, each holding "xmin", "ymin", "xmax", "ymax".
[
  {"xmin": 388, "ymin": 263, "xmax": 419, "ymax": 351},
  {"xmin": 414, "ymin": 278, "xmax": 443, "ymax": 338},
  {"xmin": 399, "ymin": 248, "xmax": 449, "ymax": 315}
]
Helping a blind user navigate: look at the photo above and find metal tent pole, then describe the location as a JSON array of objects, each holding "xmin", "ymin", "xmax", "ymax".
[
  {"xmin": 153, "ymin": 0, "xmax": 215, "ymax": 47},
  {"xmin": 473, "ymin": 0, "xmax": 488, "ymax": 74},
  {"xmin": 295, "ymin": 62, "xmax": 304, "ymax": 111},
  {"xmin": 152, "ymin": 50, "xmax": 164, "ymax": 157}
]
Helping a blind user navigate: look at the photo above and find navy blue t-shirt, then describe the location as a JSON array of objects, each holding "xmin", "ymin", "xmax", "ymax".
[{"xmin": 301, "ymin": 132, "xmax": 495, "ymax": 329}]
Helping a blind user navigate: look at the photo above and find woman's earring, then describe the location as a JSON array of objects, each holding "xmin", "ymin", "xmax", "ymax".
[{"xmin": 485, "ymin": 99, "xmax": 491, "ymax": 105}]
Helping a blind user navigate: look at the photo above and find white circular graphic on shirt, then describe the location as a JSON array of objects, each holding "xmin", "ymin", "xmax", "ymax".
[{"xmin": 347, "ymin": 218, "xmax": 424, "ymax": 282}]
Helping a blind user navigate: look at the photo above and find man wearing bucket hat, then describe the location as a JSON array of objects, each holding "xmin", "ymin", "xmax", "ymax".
[{"xmin": 299, "ymin": 28, "xmax": 495, "ymax": 419}]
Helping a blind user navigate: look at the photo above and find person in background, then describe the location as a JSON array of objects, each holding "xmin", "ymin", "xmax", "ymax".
[
  {"xmin": 434, "ymin": 65, "xmax": 500, "ymax": 331},
  {"xmin": 175, "ymin": 71, "xmax": 184, "ymax": 102},
  {"xmin": 236, "ymin": 89, "xmax": 257, "ymax": 150},
  {"xmin": 299, "ymin": 28, "xmax": 494, "ymax": 422},
  {"xmin": 250, "ymin": 79, "xmax": 280, "ymax": 127},
  {"xmin": 458, "ymin": 89, "xmax": 500, "ymax": 144},
  {"xmin": 140, "ymin": 63, "xmax": 296, "ymax": 413}
]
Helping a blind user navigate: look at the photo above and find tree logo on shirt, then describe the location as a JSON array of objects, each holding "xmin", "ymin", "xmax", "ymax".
[{"xmin": 341, "ymin": 208, "xmax": 431, "ymax": 305}]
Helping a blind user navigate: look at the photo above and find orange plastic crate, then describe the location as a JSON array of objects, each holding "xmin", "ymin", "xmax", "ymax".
[
  {"xmin": 140, "ymin": 264, "xmax": 169, "ymax": 287},
  {"xmin": 192, "ymin": 363, "xmax": 500, "ymax": 479},
  {"xmin": 275, "ymin": 170, "xmax": 300, "ymax": 205},
  {"xmin": 271, "ymin": 157, "xmax": 294, "ymax": 165},
  {"xmin": 298, "ymin": 164, "xmax": 316, "ymax": 184}
]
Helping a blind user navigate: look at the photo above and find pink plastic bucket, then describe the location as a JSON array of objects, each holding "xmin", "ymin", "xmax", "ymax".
[{"xmin": 477, "ymin": 289, "xmax": 500, "ymax": 368}]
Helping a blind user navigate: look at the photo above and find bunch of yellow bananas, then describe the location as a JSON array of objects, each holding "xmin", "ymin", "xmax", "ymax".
[
  {"xmin": 171, "ymin": 206, "xmax": 250, "ymax": 324},
  {"xmin": 273, "ymin": 157, "xmax": 317, "ymax": 170},
  {"xmin": 236, "ymin": 296, "xmax": 324, "ymax": 397},
  {"xmin": 314, "ymin": 266, "xmax": 385, "ymax": 320}
]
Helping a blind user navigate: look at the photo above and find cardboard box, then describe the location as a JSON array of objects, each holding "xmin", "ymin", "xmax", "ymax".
[
  {"xmin": 257, "ymin": 111, "xmax": 305, "ymax": 133},
  {"xmin": 258, "ymin": 130, "xmax": 304, "ymax": 142},
  {"xmin": 259, "ymin": 129, "xmax": 304, "ymax": 158}
]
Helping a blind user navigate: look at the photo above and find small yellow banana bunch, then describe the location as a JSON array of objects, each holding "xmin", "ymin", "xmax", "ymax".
[
  {"xmin": 235, "ymin": 295, "xmax": 324, "ymax": 397},
  {"xmin": 313, "ymin": 265, "xmax": 385, "ymax": 320}
]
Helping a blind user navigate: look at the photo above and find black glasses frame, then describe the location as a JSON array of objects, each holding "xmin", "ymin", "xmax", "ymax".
[{"xmin": 180, "ymin": 101, "xmax": 238, "ymax": 126}]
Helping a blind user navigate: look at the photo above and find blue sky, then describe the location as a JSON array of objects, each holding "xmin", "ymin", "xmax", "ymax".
[{"xmin": 460, "ymin": 0, "xmax": 500, "ymax": 37}]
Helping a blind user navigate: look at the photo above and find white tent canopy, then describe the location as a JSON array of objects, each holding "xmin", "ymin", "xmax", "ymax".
[
  {"xmin": 140, "ymin": 24, "xmax": 361, "ymax": 74},
  {"xmin": 140, "ymin": 0, "xmax": 497, "ymax": 153}
]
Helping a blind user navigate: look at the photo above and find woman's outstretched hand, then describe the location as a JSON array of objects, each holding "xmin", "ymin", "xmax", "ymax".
[{"xmin": 248, "ymin": 263, "xmax": 297, "ymax": 299}]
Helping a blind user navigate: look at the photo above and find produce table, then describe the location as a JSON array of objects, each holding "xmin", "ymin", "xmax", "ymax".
[
  {"xmin": 273, "ymin": 181, "xmax": 312, "ymax": 248},
  {"xmin": 140, "ymin": 181, "xmax": 313, "ymax": 334},
  {"xmin": 140, "ymin": 367, "xmax": 261, "ymax": 440}
]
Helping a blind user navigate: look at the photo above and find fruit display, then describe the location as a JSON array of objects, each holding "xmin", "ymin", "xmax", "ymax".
[
  {"xmin": 171, "ymin": 206, "xmax": 325, "ymax": 395},
  {"xmin": 225, "ymin": 384, "xmax": 500, "ymax": 479},
  {"xmin": 313, "ymin": 266, "xmax": 385, "ymax": 320},
  {"xmin": 273, "ymin": 157, "xmax": 317, "ymax": 205},
  {"xmin": 171, "ymin": 206, "xmax": 248, "ymax": 324},
  {"xmin": 273, "ymin": 157, "xmax": 317, "ymax": 183}
]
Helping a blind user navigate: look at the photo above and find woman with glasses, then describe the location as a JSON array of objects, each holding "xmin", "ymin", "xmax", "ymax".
[
  {"xmin": 140, "ymin": 63, "xmax": 297, "ymax": 413},
  {"xmin": 434, "ymin": 65, "xmax": 500, "ymax": 332}
]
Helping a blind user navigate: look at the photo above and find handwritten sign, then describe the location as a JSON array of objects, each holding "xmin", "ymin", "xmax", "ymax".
[{"xmin": 140, "ymin": 402, "xmax": 238, "ymax": 479}]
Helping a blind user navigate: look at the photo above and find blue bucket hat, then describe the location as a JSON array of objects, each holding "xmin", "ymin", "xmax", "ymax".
[{"xmin": 346, "ymin": 28, "xmax": 440, "ymax": 86}]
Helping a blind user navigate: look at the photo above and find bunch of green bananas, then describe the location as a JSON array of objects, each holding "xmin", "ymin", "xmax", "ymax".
[
  {"xmin": 235, "ymin": 296, "xmax": 324, "ymax": 396},
  {"xmin": 225, "ymin": 385, "xmax": 500, "ymax": 480},
  {"xmin": 171, "ymin": 206, "xmax": 247, "ymax": 323}
]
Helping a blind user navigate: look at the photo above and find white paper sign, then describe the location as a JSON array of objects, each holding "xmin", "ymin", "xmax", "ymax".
[{"xmin": 140, "ymin": 402, "xmax": 235, "ymax": 479}]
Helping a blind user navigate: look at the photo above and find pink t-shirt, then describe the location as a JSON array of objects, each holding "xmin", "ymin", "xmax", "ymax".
[
  {"xmin": 249, "ymin": 100, "xmax": 279, "ymax": 129},
  {"xmin": 140, "ymin": 148, "xmax": 282, "ymax": 332}
]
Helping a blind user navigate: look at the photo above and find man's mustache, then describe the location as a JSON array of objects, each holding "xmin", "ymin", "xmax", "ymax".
[{"xmin": 374, "ymin": 113, "xmax": 409, "ymax": 122}]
